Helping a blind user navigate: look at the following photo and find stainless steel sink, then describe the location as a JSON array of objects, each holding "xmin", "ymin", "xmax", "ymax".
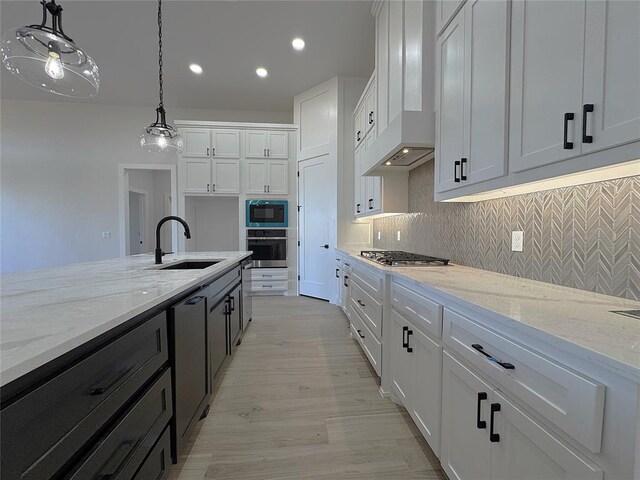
[{"xmin": 157, "ymin": 260, "xmax": 220, "ymax": 270}]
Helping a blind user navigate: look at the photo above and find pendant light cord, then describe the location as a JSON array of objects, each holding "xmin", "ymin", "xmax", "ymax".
[{"xmin": 157, "ymin": 0, "xmax": 164, "ymax": 109}]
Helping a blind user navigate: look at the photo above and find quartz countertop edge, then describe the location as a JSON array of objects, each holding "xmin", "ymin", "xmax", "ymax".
[
  {"xmin": 336, "ymin": 248, "xmax": 640, "ymax": 381},
  {"xmin": 0, "ymin": 252, "xmax": 252, "ymax": 388}
]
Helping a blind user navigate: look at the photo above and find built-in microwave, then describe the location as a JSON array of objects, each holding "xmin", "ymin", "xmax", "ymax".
[{"xmin": 246, "ymin": 200, "xmax": 288, "ymax": 228}]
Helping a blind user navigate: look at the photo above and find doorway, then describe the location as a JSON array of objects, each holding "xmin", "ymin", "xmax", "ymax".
[
  {"xmin": 128, "ymin": 190, "xmax": 147, "ymax": 254},
  {"xmin": 118, "ymin": 164, "xmax": 178, "ymax": 257}
]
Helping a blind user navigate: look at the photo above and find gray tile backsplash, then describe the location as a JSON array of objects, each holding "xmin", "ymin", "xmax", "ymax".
[{"xmin": 373, "ymin": 162, "xmax": 640, "ymax": 300}]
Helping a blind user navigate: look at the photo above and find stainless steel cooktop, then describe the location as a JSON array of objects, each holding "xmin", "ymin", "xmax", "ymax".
[{"xmin": 360, "ymin": 250, "xmax": 449, "ymax": 267}]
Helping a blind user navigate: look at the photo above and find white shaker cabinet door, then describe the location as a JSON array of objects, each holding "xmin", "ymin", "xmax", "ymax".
[
  {"xmin": 245, "ymin": 160, "xmax": 268, "ymax": 194},
  {"xmin": 582, "ymin": 0, "xmax": 640, "ymax": 154},
  {"xmin": 390, "ymin": 309, "xmax": 412, "ymax": 406},
  {"xmin": 409, "ymin": 326, "xmax": 442, "ymax": 457},
  {"xmin": 435, "ymin": 9, "xmax": 466, "ymax": 193},
  {"xmin": 211, "ymin": 130, "xmax": 240, "ymax": 158},
  {"xmin": 184, "ymin": 159, "xmax": 212, "ymax": 194},
  {"xmin": 509, "ymin": 0, "xmax": 586, "ymax": 173},
  {"xmin": 211, "ymin": 160, "xmax": 239, "ymax": 194},
  {"xmin": 490, "ymin": 391, "xmax": 603, "ymax": 480},
  {"xmin": 266, "ymin": 131, "xmax": 288, "ymax": 159},
  {"xmin": 266, "ymin": 160, "xmax": 288, "ymax": 195},
  {"xmin": 245, "ymin": 130, "xmax": 268, "ymax": 158},
  {"xmin": 183, "ymin": 129, "xmax": 211, "ymax": 157},
  {"xmin": 462, "ymin": 0, "xmax": 508, "ymax": 186},
  {"xmin": 441, "ymin": 351, "xmax": 492, "ymax": 480}
]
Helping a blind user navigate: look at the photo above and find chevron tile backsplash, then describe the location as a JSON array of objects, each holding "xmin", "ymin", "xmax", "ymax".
[{"xmin": 373, "ymin": 162, "xmax": 640, "ymax": 300}]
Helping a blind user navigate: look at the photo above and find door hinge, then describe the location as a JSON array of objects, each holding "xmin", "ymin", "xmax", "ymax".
[
  {"xmin": 297, "ymin": 205, "xmax": 301, "ymax": 212},
  {"xmin": 297, "ymin": 275, "xmax": 300, "ymax": 281},
  {"xmin": 297, "ymin": 171, "xmax": 300, "ymax": 177},
  {"xmin": 297, "ymin": 240, "xmax": 300, "ymax": 246}
]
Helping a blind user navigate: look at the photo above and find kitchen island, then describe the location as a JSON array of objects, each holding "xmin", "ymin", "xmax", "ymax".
[{"xmin": 0, "ymin": 251, "xmax": 251, "ymax": 480}]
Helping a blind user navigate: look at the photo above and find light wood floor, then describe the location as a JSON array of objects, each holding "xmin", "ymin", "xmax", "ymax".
[{"xmin": 168, "ymin": 295, "xmax": 445, "ymax": 480}]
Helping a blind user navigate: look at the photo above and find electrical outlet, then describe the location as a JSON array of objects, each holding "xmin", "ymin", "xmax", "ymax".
[
  {"xmin": 511, "ymin": 231, "xmax": 523, "ymax": 252},
  {"xmin": 396, "ymin": 231, "xmax": 401, "ymax": 242},
  {"xmin": 377, "ymin": 231, "xmax": 381, "ymax": 240},
  {"xmin": 102, "ymin": 231, "xmax": 112, "ymax": 239}
]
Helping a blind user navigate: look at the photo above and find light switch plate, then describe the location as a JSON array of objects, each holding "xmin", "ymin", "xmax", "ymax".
[
  {"xmin": 396, "ymin": 231, "xmax": 401, "ymax": 242},
  {"xmin": 102, "ymin": 231, "xmax": 112, "ymax": 239},
  {"xmin": 512, "ymin": 231, "xmax": 523, "ymax": 252}
]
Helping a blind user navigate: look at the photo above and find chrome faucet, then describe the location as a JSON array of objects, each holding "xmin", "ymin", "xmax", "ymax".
[{"xmin": 155, "ymin": 216, "xmax": 191, "ymax": 264}]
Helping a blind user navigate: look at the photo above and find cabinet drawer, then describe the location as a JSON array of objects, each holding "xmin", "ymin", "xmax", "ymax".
[
  {"xmin": 352, "ymin": 308, "xmax": 382, "ymax": 376},
  {"xmin": 350, "ymin": 282, "xmax": 382, "ymax": 338},
  {"xmin": 0, "ymin": 312, "xmax": 169, "ymax": 480},
  {"xmin": 443, "ymin": 309, "xmax": 605, "ymax": 452},
  {"xmin": 70, "ymin": 368, "xmax": 173, "ymax": 480},
  {"xmin": 251, "ymin": 269, "xmax": 288, "ymax": 281},
  {"xmin": 351, "ymin": 263, "xmax": 383, "ymax": 300},
  {"xmin": 253, "ymin": 280, "xmax": 288, "ymax": 291},
  {"xmin": 391, "ymin": 281, "xmax": 443, "ymax": 338},
  {"xmin": 133, "ymin": 425, "xmax": 171, "ymax": 480}
]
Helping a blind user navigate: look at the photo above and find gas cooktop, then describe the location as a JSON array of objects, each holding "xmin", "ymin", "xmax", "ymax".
[{"xmin": 360, "ymin": 251, "xmax": 449, "ymax": 267}]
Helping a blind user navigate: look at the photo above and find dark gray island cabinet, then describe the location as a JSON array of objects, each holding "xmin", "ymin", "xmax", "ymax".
[{"xmin": 1, "ymin": 259, "xmax": 249, "ymax": 480}]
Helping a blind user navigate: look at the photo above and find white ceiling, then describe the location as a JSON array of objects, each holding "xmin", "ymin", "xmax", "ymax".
[{"xmin": 0, "ymin": 0, "xmax": 375, "ymax": 112}]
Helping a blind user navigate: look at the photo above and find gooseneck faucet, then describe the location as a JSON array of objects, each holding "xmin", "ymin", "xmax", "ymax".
[{"xmin": 155, "ymin": 216, "xmax": 191, "ymax": 264}]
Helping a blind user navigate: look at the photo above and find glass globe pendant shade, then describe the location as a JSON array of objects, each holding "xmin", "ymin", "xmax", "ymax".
[
  {"xmin": 1, "ymin": 2, "xmax": 99, "ymax": 98},
  {"xmin": 140, "ymin": 107, "xmax": 183, "ymax": 154}
]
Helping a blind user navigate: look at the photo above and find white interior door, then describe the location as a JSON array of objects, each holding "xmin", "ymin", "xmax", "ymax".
[
  {"xmin": 299, "ymin": 155, "xmax": 332, "ymax": 300},
  {"xmin": 128, "ymin": 191, "xmax": 145, "ymax": 255}
]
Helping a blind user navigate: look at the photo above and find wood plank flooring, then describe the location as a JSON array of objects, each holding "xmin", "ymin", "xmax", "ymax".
[{"xmin": 168, "ymin": 295, "xmax": 445, "ymax": 480}]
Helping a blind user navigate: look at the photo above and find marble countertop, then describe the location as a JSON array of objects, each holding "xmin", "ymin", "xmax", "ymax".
[
  {"xmin": 0, "ymin": 252, "xmax": 251, "ymax": 387},
  {"xmin": 336, "ymin": 248, "xmax": 640, "ymax": 379}
]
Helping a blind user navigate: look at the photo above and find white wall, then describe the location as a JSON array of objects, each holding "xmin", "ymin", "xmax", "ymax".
[
  {"xmin": 0, "ymin": 98, "xmax": 292, "ymax": 272},
  {"xmin": 184, "ymin": 196, "xmax": 239, "ymax": 252}
]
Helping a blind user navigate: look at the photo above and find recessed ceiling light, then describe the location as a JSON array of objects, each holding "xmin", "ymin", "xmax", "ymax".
[
  {"xmin": 385, "ymin": 161, "xmax": 392, "ymax": 166},
  {"xmin": 189, "ymin": 63, "xmax": 203, "ymax": 74},
  {"xmin": 402, "ymin": 148, "xmax": 410, "ymax": 154},
  {"xmin": 256, "ymin": 67, "xmax": 268, "ymax": 78},
  {"xmin": 292, "ymin": 38, "xmax": 305, "ymax": 51}
]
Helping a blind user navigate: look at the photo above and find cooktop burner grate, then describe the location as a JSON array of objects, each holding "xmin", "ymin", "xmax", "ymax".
[{"xmin": 360, "ymin": 250, "xmax": 450, "ymax": 266}]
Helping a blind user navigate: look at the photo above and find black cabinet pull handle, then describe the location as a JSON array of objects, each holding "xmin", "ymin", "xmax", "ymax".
[
  {"xmin": 212, "ymin": 147, "xmax": 216, "ymax": 156},
  {"xmin": 454, "ymin": 160, "xmax": 461, "ymax": 182},
  {"xmin": 336, "ymin": 268, "xmax": 340, "ymax": 278},
  {"xmin": 89, "ymin": 367, "xmax": 133, "ymax": 396},
  {"xmin": 368, "ymin": 198, "xmax": 374, "ymax": 210},
  {"xmin": 206, "ymin": 147, "xmax": 210, "ymax": 156},
  {"xmin": 490, "ymin": 403, "xmax": 501, "ymax": 442},
  {"xmin": 357, "ymin": 299, "xmax": 365, "ymax": 307},
  {"xmin": 477, "ymin": 392, "xmax": 487, "ymax": 429},
  {"xmin": 460, "ymin": 158, "xmax": 467, "ymax": 181},
  {"xmin": 344, "ymin": 275, "xmax": 349, "ymax": 287},
  {"xmin": 582, "ymin": 104, "xmax": 594, "ymax": 144},
  {"xmin": 471, "ymin": 343, "xmax": 515, "ymax": 370},
  {"xmin": 357, "ymin": 329, "xmax": 365, "ymax": 339},
  {"xmin": 185, "ymin": 295, "xmax": 205, "ymax": 305},
  {"xmin": 563, "ymin": 112, "xmax": 575, "ymax": 149},
  {"xmin": 230, "ymin": 296, "xmax": 235, "ymax": 311},
  {"xmin": 402, "ymin": 326, "xmax": 409, "ymax": 349},
  {"xmin": 356, "ymin": 203, "xmax": 361, "ymax": 213},
  {"xmin": 406, "ymin": 329, "xmax": 413, "ymax": 353},
  {"xmin": 357, "ymin": 131, "xmax": 361, "ymax": 142}
]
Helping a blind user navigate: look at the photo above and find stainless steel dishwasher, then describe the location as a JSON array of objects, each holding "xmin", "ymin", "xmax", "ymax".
[{"xmin": 241, "ymin": 259, "xmax": 253, "ymax": 330}]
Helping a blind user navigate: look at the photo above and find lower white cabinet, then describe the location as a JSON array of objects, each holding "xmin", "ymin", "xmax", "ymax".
[
  {"xmin": 441, "ymin": 351, "xmax": 603, "ymax": 480},
  {"xmin": 251, "ymin": 268, "xmax": 288, "ymax": 294},
  {"xmin": 390, "ymin": 307, "xmax": 442, "ymax": 457},
  {"xmin": 245, "ymin": 160, "xmax": 288, "ymax": 195}
]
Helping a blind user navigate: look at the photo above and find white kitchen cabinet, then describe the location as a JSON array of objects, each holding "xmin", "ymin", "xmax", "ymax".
[
  {"xmin": 183, "ymin": 129, "xmax": 211, "ymax": 157},
  {"xmin": 582, "ymin": 0, "xmax": 640, "ymax": 155},
  {"xmin": 211, "ymin": 160, "xmax": 239, "ymax": 194},
  {"xmin": 354, "ymin": 104, "xmax": 366, "ymax": 147},
  {"xmin": 509, "ymin": 1, "xmax": 587, "ymax": 172},
  {"xmin": 245, "ymin": 159, "xmax": 287, "ymax": 195},
  {"xmin": 441, "ymin": 351, "xmax": 493, "ymax": 480},
  {"xmin": 245, "ymin": 130, "xmax": 289, "ymax": 158},
  {"xmin": 436, "ymin": 0, "xmax": 508, "ymax": 193},
  {"xmin": 365, "ymin": 176, "xmax": 382, "ymax": 214},
  {"xmin": 364, "ymin": 80, "xmax": 376, "ymax": 134},
  {"xmin": 210, "ymin": 130, "xmax": 240, "ymax": 158},
  {"xmin": 441, "ymin": 351, "xmax": 603, "ymax": 480},
  {"xmin": 436, "ymin": 0, "xmax": 465, "ymax": 36},
  {"xmin": 390, "ymin": 310, "xmax": 412, "ymax": 405},
  {"xmin": 184, "ymin": 159, "xmax": 212, "ymax": 194}
]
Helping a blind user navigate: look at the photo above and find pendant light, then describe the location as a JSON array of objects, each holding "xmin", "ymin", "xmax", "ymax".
[
  {"xmin": 1, "ymin": 0, "xmax": 99, "ymax": 98},
  {"xmin": 139, "ymin": 0, "xmax": 183, "ymax": 154}
]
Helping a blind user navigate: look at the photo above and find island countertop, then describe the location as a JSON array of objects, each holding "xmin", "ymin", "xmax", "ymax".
[
  {"xmin": 0, "ymin": 252, "xmax": 251, "ymax": 387},
  {"xmin": 337, "ymin": 248, "xmax": 640, "ymax": 380}
]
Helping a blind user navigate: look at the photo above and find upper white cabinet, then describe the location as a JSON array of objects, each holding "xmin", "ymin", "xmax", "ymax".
[
  {"xmin": 245, "ymin": 159, "xmax": 288, "ymax": 195},
  {"xmin": 582, "ymin": 0, "xmax": 640, "ymax": 154},
  {"xmin": 245, "ymin": 130, "xmax": 289, "ymax": 159},
  {"xmin": 211, "ymin": 159, "xmax": 240, "ymax": 194},
  {"xmin": 435, "ymin": 0, "xmax": 509, "ymax": 193},
  {"xmin": 184, "ymin": 159, "xmax": 212, "ymax": 194},
  {"xmin": 183, "ymin": 129, "xmax": 240, "ymax": 158},
  {"xmin": 362, "ymin": 0, "xmax": 436, "ymax": 174},
  {"xmin": 183, "ymin": 159, "xmax": 239, "ymax": 195},
  {"xmin": 510, "ymin": 0, "xmax": 640, "ymax": 174}
]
